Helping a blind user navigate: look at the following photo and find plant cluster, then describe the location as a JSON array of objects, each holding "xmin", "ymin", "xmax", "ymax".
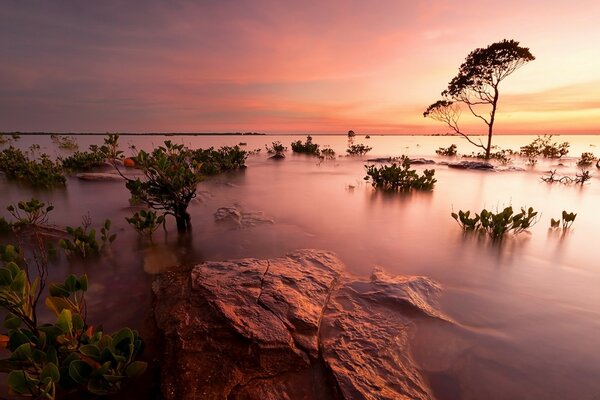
[
  {"xmin": 126, "ymin": 210, "xmax": 165, "ymax": 238},
  {"xmin": 520, "ymin": 135, "xmax": 570, "ymax": 164},
  {"xmin": 550, "ymin": 211, "xmax": 576, "ymax": 230},
  {"xmin": 364, "ymin": 156, "xmax": 436, "ymax": 191},
  {"xmin": 0, "ymin": 146, "xmax": 65, "ymax": 188},
  {"xmin": 347, "ymin": 143, "xmax": 372, "ymax": 156},
  {"xmin": 124, "ymin": 141, "xmax": 201, "ymax": 232},
  {"xmin": 452, "ymin": 206, "xmax": 538, "ymax": 239},
  {"xmin": 51, "ymin": 134, "xmax": 79, "ymax": 150},
  {"xmin": 577, "ymin": 152, "xmax": 597, "ymax": 167},
  {"xmin": 191, "ymin": 145, "xmax": 248, "ymax": 175},
  {"xmin": 541, "ymin": 169, "xmax": 592, "ymax": 185},
  {"xmin": 435, "ymin": 144, "xmax": 458, "ymax": 156},
  {"xmin": 291, "ymin": 136, "xmax": 320, "ymax": 156},
  {"xmin": 59, "ymin": 216, "xmax": 115, "ymax": 258},
  {"xmin": 463, "ymin": 148, "xmax": 514, "ymax": 164},
  {"xmin": 265, "ymin": 141, "xmax": 287, "ymax": 156},
  {"xmin": 6, "ymin": 198, "xmax": 54, "ymax": 231},
  {"xmin": 320, "ymin": 148, "xmax": 336, "ymax": 159},
  {"xmin": 60, "ymin": 147, "xmax": 107, "ymax": 171}
]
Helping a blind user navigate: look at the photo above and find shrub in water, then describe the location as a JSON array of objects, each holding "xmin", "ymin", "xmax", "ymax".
[
  {"xmin": 452, "ymin": 206, "xmax": 538, "ymax": 239},
  {"xmin": 126, "ymin": 210, "xmax": 165, "ymax": 238},
  {"xmin": 436, "ymin": 144, "xmax": 457, "ymax": 156},
  {"xmin": 550, "ymin": 211, "xmax": 576, "ymax": 230},
  {"xmin": 291, "ymin": 136, "xmax": 320, "ymax": 156},
  {"xmin": 347, "ymin": 144, "xmax": 372, "ymax": 155},
  {"xmin": 0, "ymin": 146, "xmax": 65, "ymax": 188},
  {"xmin": 364, "ymin": 156, "xmax": 436, "ymax": 191}
]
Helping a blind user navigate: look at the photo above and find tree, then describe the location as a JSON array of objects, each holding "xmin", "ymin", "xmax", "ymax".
[
  {"xmin": 124, "ymin": 141, "xmax": 201, "ymax": 232},
  {"xmin": 424, "ymin": 39, "xmax": 535, "ymax": 159}
]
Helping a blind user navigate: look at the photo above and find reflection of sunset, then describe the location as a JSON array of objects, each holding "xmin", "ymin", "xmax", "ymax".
[{"xmin": 1, "ymin": 1, "xmax": 599, "ymax": 133}]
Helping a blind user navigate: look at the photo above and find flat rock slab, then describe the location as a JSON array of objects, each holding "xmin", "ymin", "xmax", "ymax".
[
  {"xmin": 76, "ymin": 172, "xmax": 125, "ymax": 181},
  {"xmin": 153, "ymin": 250, "xmax": 449, "ymax": 400},
  {"xmin": 447, "ymin": 161, "xmax": 494, "ymax": 170}
]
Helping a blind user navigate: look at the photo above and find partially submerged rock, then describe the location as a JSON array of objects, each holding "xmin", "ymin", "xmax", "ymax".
[
  {"xmin": 214, "ymin": 206, "xmax": 274, "ymax": 228},
  {"xmin": 447, "ymin": 161, "xmax": 494, "ymax": 170},
  {"xmin": 76, "ymin": 172, "xmax": 125, "ymax": 181},
  {"xmin": 153, "ymin": 249, "xmax": 449, "ymax": 400},
  {"xmin": 409, "ymin": 158, "xmax": 435, "ymax": 165}
]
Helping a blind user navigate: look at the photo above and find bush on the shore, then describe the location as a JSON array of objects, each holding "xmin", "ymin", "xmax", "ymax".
[
  {"xmin": 452, "ymin": 206, "xmax": 538, "ymax": 239},
  {"xmin": 364, "ymin": 156, "xmax": 436, "ymax": 191},
  {"xmin": 291, "ymin": 136, "xmax": 320, "ymax": 156},
  {"xmin": 0, "ymin": 146, "xmax": 65, "ymax": 188}
]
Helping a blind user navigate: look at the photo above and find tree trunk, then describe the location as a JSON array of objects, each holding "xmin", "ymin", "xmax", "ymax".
[
  {"xmin": 175, "ymin": 205, "xmax": 191, "ymax": 232},
  {"xmin": 485, "ymin": 86, "xmax": 500, "ymax": 160}
]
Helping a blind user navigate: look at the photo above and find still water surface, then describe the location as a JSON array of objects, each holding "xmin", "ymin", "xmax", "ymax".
[{"xmin": 1, "ymin": 134, "xmax": 599, "ymax": 399}]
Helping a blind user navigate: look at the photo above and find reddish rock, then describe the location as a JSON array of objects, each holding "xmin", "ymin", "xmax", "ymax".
[{"xmin": 153, "ymin": 250, "xmax": 449, "ymax": 400}]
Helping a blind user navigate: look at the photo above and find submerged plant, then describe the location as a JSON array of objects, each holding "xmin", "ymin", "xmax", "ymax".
[
  {"xmin": 520, "ymin": 135, "xmax": 570, "ymax": 162},
  {"xmin": 191, "ymin": 145, "xmax": 247, "ymax": 175},
  {"xmin": 126, "ymin": 210, "xmax": 165, "ymax": 238},
  {"xmin": 550, "ymin": 211, "xmax": 576, "ymax": 230},
  {"xmin": 347, "ymin": 143, "xmax": 372, "ymax": 156},
  {"xmin": 435, "ymin": 144, "xmax": 458, "ymax": 156},
  {"xmin": 577, "ymin": 152, "xmax": 597, "ymax": 167},
  {"xmin": 61, "ymin": 147, "xmax": 107, "ymax": 171},
  {"xmin": 452, "ymin": 206, "xmax": 538, "ymax": 239},
  {"xmin": 291, "ymin": 136, "xmax": 320, "ymax": 156},
  {"xmin": 364, "ymin": 156, "xmax": 436, "ymax": 191},
  {"xmin": 6, "ymin": 198, "xmax": 54, "ymax": 231},
  {"xmin": 0, "ymin": 146, "xmax": 65, "ymax": 188},
  {"xmin": 265, "ymin": 141, "xmax": 287, "ymax": 156},
  {"xmin": 59, "ymin": 216, "xmax": 115, "ymax": 258},
  {"xmin": 51, "ymin": 134, "xmax": 79, "ymax": 150}
]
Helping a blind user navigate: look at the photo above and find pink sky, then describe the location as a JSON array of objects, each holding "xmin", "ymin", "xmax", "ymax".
[{"xmin": 1, "ymin": 0, "xmax": 599, "ymax": 134}]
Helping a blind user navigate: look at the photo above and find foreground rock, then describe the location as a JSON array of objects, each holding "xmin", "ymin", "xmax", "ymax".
[
  {"xmin": 447, "ymin": 160, "xmax": 494, "ymax": 170},
  {"xmin": 153, "ymin": 249, "xmax": 449, "ymax": 400}
]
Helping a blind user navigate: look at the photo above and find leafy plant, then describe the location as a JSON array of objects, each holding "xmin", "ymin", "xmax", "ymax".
[
  {"xmin": 6, "ymin": 198, "xmax": 54, "ymax": 231},
  {"xmin": 191, "ymin": 145, "xmax": 248, "ymax": 175},
  {"xmin": 59, "ymin": 216, "xmax": 115, "ymax": 258},
  {"xmin": 291, "ymin": 136, "xmax": 320, "ymax": 156},
  {"xmin": 520, "ymin": 135, "xmax": 570, "ymax": 162},
  {"xmin": 100, "ymin": 133, "xmax": 124, "ymax": 162},
  {"xmin": 577, "ymin": 152, "xmax": 597, "ymax": 167},
  {"xmin": 452, "ymin": 206, "xmax": 539, "ymax": 239},
  {"xmin": 463, "ymin": 148, "xmax": 514, "ymax": 164},
  {"xmin": 436, "ymin": 144, "xmax": 457, "ymax": 156},
  {"xmin": 0, "ymin": 147, "xmax": 66, "ymax": 188},
  {"xmin": 550, "ymin": 211, "xmax": 576, "ymax": 230},
  {"xmin": 123, "ymin": 141, "xmax": 201, "ymax": 232},
  {"xmin": 51, "ymin": 134, "xmax": 79, "ymax": 150},
  {"xmin": 364, "ymin": 156, "xmax": 436, "ymax": 191},
  {"xmin": 126, "ymin": 210, "xmax": 165, "ymax": 238},
  {"xmin": 347, "ymin": 143, "xmax": 372, "ymax": 155},
  {"xmin": 60, "ymin": 147, "xmax": 108, "ymax": 171},
  {"xmin": 320, "ymin": 148, "xmax": 336, "ymax": 159}
]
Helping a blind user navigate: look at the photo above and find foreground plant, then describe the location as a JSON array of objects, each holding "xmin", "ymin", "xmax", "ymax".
[
  {"xmin": 364, "ymin": 156, "xmax": 436, "ymax": 191},
  {"xmin": 550, "ymin": 211, "xmax": 576, "ymax": 230},
  {"xmin": 0, "ymin": 147, "xmax": 65, "ymax": 188},
  {"xmin": 59, "ymin": 216, "xmax": 115, "ymax": 258},
  {"xmin": 123, "ymin": 141, "xmax": 201, "ymax": 232},
  {"xmin": 452, "ymin": 206, "xmax": 538, "ymax": 239}
]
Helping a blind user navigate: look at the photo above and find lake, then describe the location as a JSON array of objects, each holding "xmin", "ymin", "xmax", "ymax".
[{"xmin": 1, "ymin": 133, "xmax": 599, "ymax": 399}]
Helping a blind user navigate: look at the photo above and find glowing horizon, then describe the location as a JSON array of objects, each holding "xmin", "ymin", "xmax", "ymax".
[{"xmin": 1, "ymin": 1, "xmax": 599, "ymax": 134}]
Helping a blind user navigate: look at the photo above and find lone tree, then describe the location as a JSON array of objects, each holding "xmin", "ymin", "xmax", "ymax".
[{"xmin": 424, "ymin": 39, "xmax": 535, "ymax": 159}]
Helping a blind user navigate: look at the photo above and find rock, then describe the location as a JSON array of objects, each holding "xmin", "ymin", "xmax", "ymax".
[
  {"xmin": 76, "ymin": 172, "xmax": 125, "ymax": 181},
  {"xmin": 268, "ymin": 153, "xmax": 285, "ymax": 160},
  {"xmin": 409, "ymin": 158, "xmax": 435, "ymax": 165},
  {"xmin": 214, "ymin": 206, "xmax": 274, "ymax": 228},
  {"xmin": 153, "ymin": 249, "xmax": 449, "ymax": 400},
  {"xmin": 447, "ymin": 161, "xmax": 494, "ymax": 170},
  {"xmin": 367, "ymin": 157, "xmax": 394, "ymax": 162}
]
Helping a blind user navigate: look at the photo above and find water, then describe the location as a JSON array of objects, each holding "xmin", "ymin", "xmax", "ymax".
[{"xmin": 1, "ymin": 134, "xmax": 600, "ymax": 399}]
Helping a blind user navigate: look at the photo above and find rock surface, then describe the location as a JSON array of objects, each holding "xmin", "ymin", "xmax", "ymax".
[
  {"xmin": 76, "ymin": 172, "xmax": 125, "ymax": 181},
  {"xmin": 214, "ymin": 206, "xmax": 274, "ymax": 228},
  {"xmin": 447, "ymin": 160, "xmax": 494, "ymax": 170},
  {"xmin": 153, "ymin": 249, "xmax": 449, "ymax": 400}
]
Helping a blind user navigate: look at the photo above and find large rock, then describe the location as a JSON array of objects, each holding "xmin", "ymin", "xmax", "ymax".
[
  {"xmin": 447, "ymin": 161, "xmax": 494, "ymax": 170},
  {"xmin": 153, "ymin": 250, "xmax": 449, "ymax": 400}
]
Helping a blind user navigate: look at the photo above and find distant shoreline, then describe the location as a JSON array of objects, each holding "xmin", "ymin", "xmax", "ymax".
[{"xmin": 4, "ymin": 132, "xmax": 599, "ymax": 137}]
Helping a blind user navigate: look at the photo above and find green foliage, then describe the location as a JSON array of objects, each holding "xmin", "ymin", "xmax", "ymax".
[
  {"xmin": 191, "ymin": 145, "xmax": 248, "ymax": 175},
  {"xmin": 436, "ymin": 144, "xmax": 458, "ymax": 156},
  {"xmin": 463, "ymin": 149, "xmax": 514, "ymax": 164},
  {"xmin": 265, "ymin": 141, "xmax": 287, "ymax": 155},
  {"xmin": 452, "ymin": 206, "xmax": 539, "ymax": 239},
  {"xmin": 0, "ymin": 217, "xmax": 11, "ymax": 234},
  {"xmin": 101, "ymin": 133, "xmax": 124, "ymax": 162},
  {"xmin": 364, "ymin": 156, "xmax": 436, "ymax": 191},
  {"xmin": 59, "ymin": 217, "xmax": 115, "ymax": 258},
  {"xmin": 61, "ymin": 146, "xmax": 108, "ymax": 171},
  {"xmin": 6, "ymin": 198, "xmax": 54, "ymax": 231},
  {"xmin": 126, "ymin": 210, "xmax": 165, "ymax": 238},
  {"xmin": 126, "ymin": 141, "xmax": 201, "ymax": 231},
  {"xmin": 550, "ymin": 211, "xmax": 576, "ymax": 230},
  {"xmin": 347, "ymin": 143, "xmax": 372, "ymax": 156},
  {"xmin": 520, "ymin": 135, "xmax": 570, "ymax": 162},
  {"xmin": 577, "ymin": 152, "xmax": 597, "ymax": 167},
  {"xmin": 291, "ymin": 136, "xmax": 320, "ymax": 156},
  {"xmin": 0, "ymin": 146, "xmax": 66, "ymax": 188},
  {"xmin": 51, "ymin": 134, "xmax": 79, "ymax": 150},
  {"xmin": 320, "ymin": 148, "xmax": 336, "ymax": 159},
  {"xmin": 425, "ymin": 40, "xmax": 535, "ymax": 159}
]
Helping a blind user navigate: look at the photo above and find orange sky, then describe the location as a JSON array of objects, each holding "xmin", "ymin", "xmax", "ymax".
[{"xmin": 1, "ymin": 1, "xmax": 599, "ymax": 134}]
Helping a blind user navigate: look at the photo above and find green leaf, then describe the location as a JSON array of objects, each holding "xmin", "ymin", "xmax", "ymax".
[
  {"xmin": 41, "ymin": 362, "xmax": 60, "ymax": 383},
  {"xmin": 8, "ymin": 370, "xmax": 29, "ymax": 394},
  {"xmin": 3, "ymin": 314, "xmax": 22, "ymax": 330},
  {"xmin": 80, "ymin": 344, "xmax": 101, "ymax": 360},
  {"xmin": 125, "ymin": 360, "xmax": 147, "ymax": 378},
  {"xmin": 68, "ymin": 360, "xmax": 93, "ymax": 384},
  {"xmin": 56, "ymin": 309, "xmax": 73, "ymax": 334}
]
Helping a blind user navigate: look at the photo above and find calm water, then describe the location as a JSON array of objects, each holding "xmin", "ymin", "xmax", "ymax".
[{"xmin": 1, "ymin": 134, "xmax": 600, "ymax": 399}]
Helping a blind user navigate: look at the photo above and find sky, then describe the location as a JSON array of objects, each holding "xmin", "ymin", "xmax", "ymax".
[{"xmin": 1, "ymin": 0, "xmax": 599, "ymax": 134}]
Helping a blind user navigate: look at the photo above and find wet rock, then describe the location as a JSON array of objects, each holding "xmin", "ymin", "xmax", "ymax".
[
  {"xmin": 367, "ymin": 157, "xmax": 394, "ymax": 162},
  {"xmin": 269, "ymin": 153, "xmax": 286, "ymax": 160},
  {"xmin": 153, "ymin": 249, "xmax": 448, "ymax": 400},
  {"xmin": 447, "ymin": 161, "xmax": 494, "ymax": 170},
  {"xmin": 76, "ymin": 172, "xmax": 125, "ymax": 181},
  {"xmin": 409, "ymin": 158, "xmax": 435, "ymax": 165},
  {"xmin": 214, "ymin": 206, "xmax": 274, "ymax": 228}
]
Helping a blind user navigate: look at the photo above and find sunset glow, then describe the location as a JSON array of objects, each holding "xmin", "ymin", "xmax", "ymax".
[{"xmin": 1, "ymin": 0, "xmax": 599, "ymax": 134}]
